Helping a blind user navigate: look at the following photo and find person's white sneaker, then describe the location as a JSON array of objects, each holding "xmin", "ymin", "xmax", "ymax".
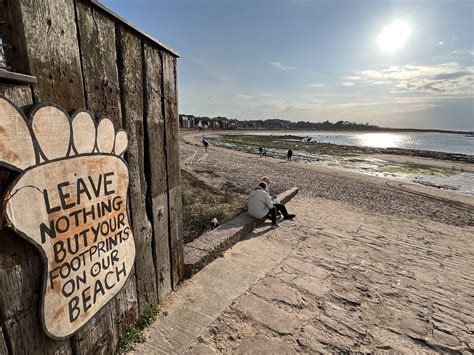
[{"xmin": 271, "ymin": 223, "xmax": 280, "ymax": 229}]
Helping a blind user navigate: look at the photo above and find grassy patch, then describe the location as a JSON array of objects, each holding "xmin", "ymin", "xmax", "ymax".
[
  {"xmin": 182, "ymin": 170, "xmax": 247, "ymax": 244},
  {"xmin": 117, "ymin": 304, "xmax": 160, "ymax": 353}
]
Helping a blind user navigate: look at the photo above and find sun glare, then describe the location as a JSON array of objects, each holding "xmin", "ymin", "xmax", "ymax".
[
  {"xmin": 377, "ymin": 20, "xmax": 411, "ymax": 53},
  {"xmin": 359, "ymin": 133, "xmax": 403, "ymax": 148}
]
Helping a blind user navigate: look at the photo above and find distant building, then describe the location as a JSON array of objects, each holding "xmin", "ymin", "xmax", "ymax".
[
  {"xmin": 179, "ymin": 115, "xmax": 195, "ymax": 128},
  {"xmin": 219, "ymin": 119, "xmax": 229, "ymax": 130}
]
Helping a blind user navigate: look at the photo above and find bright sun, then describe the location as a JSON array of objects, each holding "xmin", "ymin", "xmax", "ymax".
[{"xmin": 377, "ymin": 20, "xmax": 411, "ymax": 53}]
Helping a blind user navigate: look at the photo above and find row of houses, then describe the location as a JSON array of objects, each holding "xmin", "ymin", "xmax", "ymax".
[{"xmin": 179, "ymin": 115, "xmax": 237, "ymax": 130}]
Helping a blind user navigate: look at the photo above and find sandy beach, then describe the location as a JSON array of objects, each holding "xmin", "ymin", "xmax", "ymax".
[
  {"xmin": 161, "ymin": 130, "xmax": 474, "ymax": 353},
  {"xmin": 182, "ymin": 131, "xmax": 473, "ymax": 225}
]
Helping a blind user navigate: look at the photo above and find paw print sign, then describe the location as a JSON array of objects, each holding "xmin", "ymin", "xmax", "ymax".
[{"xmin": 0, "ymin": 96, "xmax": 136, "ymax": 339}]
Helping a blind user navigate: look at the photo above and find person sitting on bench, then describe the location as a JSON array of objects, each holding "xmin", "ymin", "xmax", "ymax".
[
  {"xmin": 260, "ymin": 176, "xmax": 296, "ymax": 220},
  {"xmin": 248, "ymin": 181, "xmax": 295, "ymax": 229}
]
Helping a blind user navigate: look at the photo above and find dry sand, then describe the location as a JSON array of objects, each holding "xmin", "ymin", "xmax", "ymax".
[{"xmin": 159, "ymin": 131, "xmax": 474, "ymax": 353}]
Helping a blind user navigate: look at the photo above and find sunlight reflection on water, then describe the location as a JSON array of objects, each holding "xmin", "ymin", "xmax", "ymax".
[
  {"xmin": 243, "ymin": 131, "xmax": 473, "ymax": 155},
  {"xmin": 358, "ymin": 133, "xmax": 405, "ymax": 148}
]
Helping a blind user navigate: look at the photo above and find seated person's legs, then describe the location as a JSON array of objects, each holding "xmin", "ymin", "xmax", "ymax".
[
  {"xmin": 274, "ymin": 203, "xmax": 296, "ymax": 219},
  {"xmin": 266, "ymin": 206, "xmax": 277, "ymax": 224}
]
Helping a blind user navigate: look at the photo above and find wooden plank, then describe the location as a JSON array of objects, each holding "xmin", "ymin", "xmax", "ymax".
[
  {"xmin": 0, "ymin": 84, "xmax": 33, "ymax": 112},
  {"xmin": 0, "ymin": 229, "xmax": 39, "ymax": 322},
  {"xmin": 117, "ymin": 26, "xmax": 158, "ymax": 310},
  {"xmin": 16, "ymin": 0, "xmax": 85, "ymax": 110},
  {"xmin": 72, "ymin": 268, "xmax": 138, "ymax": 353},
  {"xmin": 0, "ymin": 326, "xmax": 7, "ymax": 355},
  {"xmin": 3, "ymin": 306, "xmax": 73, "ymax": 355},
  {"xmin": 162, "ymin": 52, "xmax": 184, "ymax": 288},
  {"xmin": 0, "ymin": 231, "xmax": 73, "ymax": 354},
  {"xmin": 0, "ymin": 88, "xmax": 33, "ymax": 187},
  {"xmin": 75, "ymin": 1, "xmax": 122, "ymax": 127},
  {"xmin": 0, "ymin": 87, "xmax": 34, "ymax": 332},
  {"xmin": 143, "ymin": 43, "xmax": 172, "ymax": 301},
  {"xmin": 0, "ymin": 88, "xmax": 73, "ymax": 353},
  {"xmin": 74, "ymin": 1, "xmax": 139, "ymax": 348},
  {"xmin": 112, "ymin": 266, "xmax": 139, "ymax": 334},
  {"xmin": 0, "ymin": 70, "xmax": 37, "ymax": 84},
  {"xmin": 0, "ymin": 1, "xmax": 30, "ymax": 74},
  {"xmin": 71, "ymin": 302, "xmax": 117, "ymax": 354}
]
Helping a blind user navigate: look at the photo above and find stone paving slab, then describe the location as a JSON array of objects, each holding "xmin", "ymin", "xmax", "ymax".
[
  {"xmin": 133, "ymin": 236, "xmax": 291, "ymax": 354},
  {"xmin": 234, "ymin": 336, "xmax": 298, "ymax": 355},
  {"xmin": 233, "ymin": 294, "xmax": 301, "ymax": 335},
  {"xmin": 133, "ymin": 190, "xmax": 473, "ymax": 354},
  {"xmin": 184, "ymin": 196, "xmax": 473, "ymax": 354}
]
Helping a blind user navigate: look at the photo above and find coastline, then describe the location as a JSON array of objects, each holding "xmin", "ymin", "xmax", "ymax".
[
  {"xmin": 198, "ymin": 131, "xmax": 473, "ymax": 196},
  {"xmin": 205, "ymin": 131, "xmax": 473, "ymax": 163},
  {"xmin": 173, "ymin": 130, "xmax": 473, "ymax": 352},
  {"xmin": 181, "ymin": 130, "xmax": 473, "ymax": 214}
]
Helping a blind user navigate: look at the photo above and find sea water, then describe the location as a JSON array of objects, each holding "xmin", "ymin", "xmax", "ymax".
[
  {"xmin": 243, "ymin": 131, "xmax": 474, "ymax": 155},
  {"xmin": 211, "ymin": 131, "xmax": 474, "ymax": 196}
]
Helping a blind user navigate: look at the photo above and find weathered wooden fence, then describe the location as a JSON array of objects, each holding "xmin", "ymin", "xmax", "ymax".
[{"xmin": 0, "ymin": 0, "xmax": 183, "ymax": 353}]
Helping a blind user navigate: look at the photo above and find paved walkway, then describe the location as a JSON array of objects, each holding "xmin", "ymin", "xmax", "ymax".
[{"xmin": 134, "ymin": 195, "xmax": 473, "ymax": 354}]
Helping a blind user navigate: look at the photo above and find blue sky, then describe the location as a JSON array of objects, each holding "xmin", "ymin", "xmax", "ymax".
[{"xmin": 102, "ymin": 0, "xmax": 474, "ymax": 130}]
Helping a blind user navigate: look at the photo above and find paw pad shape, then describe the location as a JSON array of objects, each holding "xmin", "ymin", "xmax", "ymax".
[{"xmin": 0, "ymin": 97, "xmax": 135, "ymax": 339}]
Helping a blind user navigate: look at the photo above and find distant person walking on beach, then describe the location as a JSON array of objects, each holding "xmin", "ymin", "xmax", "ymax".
[
  {"xmin": 287, "ymin": 148, "xmax": 293, "ymax": 162},
  {"xmin": 258, "ymin": 146, "xmax": 263, "ymax": 157},
  {"xmin": 248, "ymin": 181, "xmax": 295, "ymax": 229},
  {"xmin": 263, "ymin": 147, "xmax": 267, "ymax": 157},
  {"xmin": 202, "ymin": 139, "xmax": 209, "ymax": 152}
]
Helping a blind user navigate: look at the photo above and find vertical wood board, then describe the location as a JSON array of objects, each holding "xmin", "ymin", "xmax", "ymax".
[
  {"xmin": 117, "ymin": 26, "xmax": 158, "ymax": 309},
  {"xmin": 0, "ymin": 0, "xmax": 182, "ymax": 349},
  {"xmin": 3, "ymin": 305, "xmax": 73, "ymax": 355},
  {"xmin": 75, "ymin": 1, "xmax": 122, "ymax": 127},
  {"xmin": 74, "ymin": 3, "xmax": 139, "ymax": 349},
  {"xmin": 17, "ymin": 0, "xmax": 85, "ymax": 110},
  {"xmin": 144, "ymin": 43, "xmax": 172, "ymax": 301},
  {"xmin": 0, "ymin": 327, "xmax": 7, "ymax": 355},
  {"xmin": 0, "ymin": 84, "xmax": 33, "ymax": 112},
  {"xmin": 0, "ymin": 1, "xmax": 30, "ymax": 74},
  {"xmin": 162, "ymin": 53, "xmax": 184, "ymax": 287}
]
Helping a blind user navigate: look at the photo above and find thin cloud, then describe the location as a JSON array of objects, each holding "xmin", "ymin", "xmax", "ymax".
[
  {"xmin": 355, "ymin": 62, "xmax": 474, "ymax": 94},
  {"xmin": 270, "ymin": 61, "xmax": 296, "ymax": 71},
  {"xmin": 237, "ymin": 94, "xmax": 252, "ymax": 99},
  {"xmin": 342, "ymin": 82, "xmax": 355, "ymax": 86},
  {"xmin": 343, "ymin": 75, "xmax": 361, "ymax": 81},
  {"xmin": 307, "ymin": 83, "xmax": 325, "ymax": 88},
  {"xmin": 239, "ymin": 95, "xmax": 437, "ymax": 116}
]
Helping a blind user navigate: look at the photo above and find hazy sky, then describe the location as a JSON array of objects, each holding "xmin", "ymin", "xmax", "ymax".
[{"xmin": 102, "ymin": 0, "xmax": 474, "ymax": 130}]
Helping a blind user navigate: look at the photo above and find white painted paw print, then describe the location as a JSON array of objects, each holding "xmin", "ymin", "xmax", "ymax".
[{"xmin": 0, "ymin": 96, "xmax": 135, "ymax": 339}]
